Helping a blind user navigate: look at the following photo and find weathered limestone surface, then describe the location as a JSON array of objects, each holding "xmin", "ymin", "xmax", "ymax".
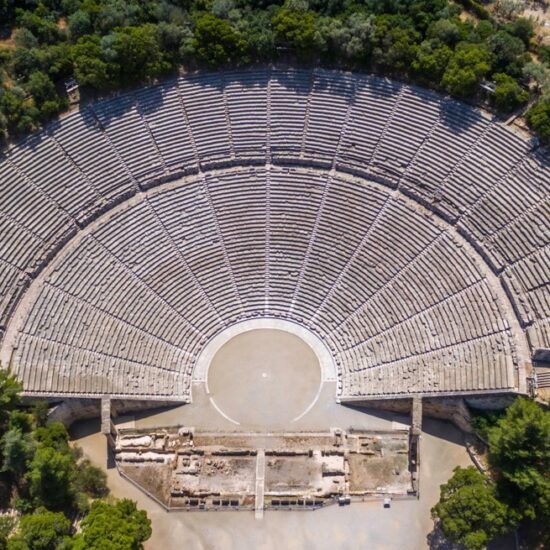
[{"xmin": 0, "ymin": 69, "xmax": 545, "ymax": 402}]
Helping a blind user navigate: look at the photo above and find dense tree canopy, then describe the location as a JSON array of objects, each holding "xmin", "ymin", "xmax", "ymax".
[
  {"xmin": 527, "ymin": 100, "xmax": 550, "ymax": 144},
  {"xmin": 192, "ymin": 13, "xmax": 249, "ymax": 67},
  {"xmin": 488, "ymin": 398, "xmax": 550, "ymax": 522},
  {"xmin": 272, "ymin": 6, "xmax": 319, "ymax": 56},
  {"xmin": 441, "ymin": 42, "xmax": 491, "ymax": 97},
  {"xmin": 435, "ymin": 399, "xmax": 550, "ymax": 549},
  {"xmin": 0, "ymin": 373, "xmax": 149, "ymax": 549},
  {"xmin": 0, "ymin": 0, "xmax": 548, "ymax": 143},
  {"xmin": 70, "ymin": 499, "xmax": 152, "ymax": 550},
  {"xmin": 432, "ymin": 466, "xmax": 513, "ymax": 550},
  {"xmin": 6, "ymin": 509, "xmax": 70, "ymax": 550},
  {"xmin": 492, "ymin": 72, "xmax": 528, "ymax": 112}
]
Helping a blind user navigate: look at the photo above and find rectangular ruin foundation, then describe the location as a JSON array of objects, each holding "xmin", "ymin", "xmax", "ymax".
[{"xmin": 115, "ymin": 427, "xmax": 416, "ymax": 511}]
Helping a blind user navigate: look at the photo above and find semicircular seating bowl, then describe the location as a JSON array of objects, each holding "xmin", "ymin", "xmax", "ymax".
[{"xmin": 0, "ymin": 68, "xmax": 548, "ymax": 403}]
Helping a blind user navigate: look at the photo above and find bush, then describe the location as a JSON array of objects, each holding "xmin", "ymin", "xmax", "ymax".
[
  {"xmin": 488, "ymin": 398, "xmax": 550, "ymax": 522},
  {"xmin": 192, "ymin": 13, "xmax": 249, "ymax": 67},
  {"xmin": 441, "ymin": 42, "xmax": 491, "ymax": 97},
  {"xmin": 7, "ymin": 508, "xmax": 70, "ymax": 550},
  {"xmin": 526, "ymin": 100, "xmax": 550, "ymax": 145},
  {"xmin": 74, "ymin": 459, "xmax": 108, "ymax": 499},
  {"xmin": 492, "ymin": 73, "xmax": 528, "ymax": 113},
  {"xmin": 432, "ymin": 466, "xmax": 514, "ymax": 550},
  {"xmin": 26, "ymin": 447, "xmax": 75, "ymax": 510},
  {"xmin": 71, "ymin": 499, "xmax": 152, "ymax": 550},
  {"xmin": 0, "ymin": 516, "xmax": 15, "ymax": 550}
]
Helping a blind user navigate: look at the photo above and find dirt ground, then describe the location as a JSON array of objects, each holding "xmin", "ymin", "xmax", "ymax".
[
  {"xmin": 207, "ymin": 329, "xmax": 322, "ymax": 427},
  {"xmin": 348, "ymin": 453, "xmax": 410, "ymax": 493},
  {"xmin": 265, "ymin": 456, "xmax": 320, "ymax": 493}
]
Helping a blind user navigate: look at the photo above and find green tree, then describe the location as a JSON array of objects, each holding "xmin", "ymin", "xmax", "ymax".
[
  {"xmin": 34, "ymin": 44, "xmax": 73, "ymax": 81},
  {"xmin": 487, "ymin": 30, "xmax": 527, "ymax": 76},
  {"xmin": 30, "ymin": 403, "xmax": 48, "ymax": 429},
  {"xmin": 74, "ymin": 459, "xmax": 108, "ymax": 499},
  {"xmin": 12, "ymin": 29, "xmax": 38, "ymax": 50},
  {"xmin": 0, "ymin": 516, "xmax": 15, "ymax": 550},
  {"xmin": 432, "ymin": 466, "xmax": 513, "ymax": 550},
  {"xmin": 26, "ymin": 447, "xmax": 75, "ymax": 510},
  {"xmin": 317, "ymin": 12, "xmax": 374, "ymax": 64},
  {"xmin": 427, "ymin": 18, "xmax": 461, "ymax": 46},
  {"xmin": 156, "ymin": 22, "xmax": 190, "ymax": 61},
  {"xmin": 441, "ymin": 42, "xmax": 490, "ymax": 97},
  {"xmin": 7, "ymin": 509, "xmax": 70, "ymax": 550},
  {"xmin": 25, "ymin": 72, "xmax": 56, "ymax": 105},
  {"xmin": 505, "ymin": 17, "xmax": 534, "ymax": 47},
  {"xmin": 491, "ymin": 73, "xmax": 528, "ymax": 113},
  {"xmin": 105, "ymin": 25, "xmax": 171, "ymax": 85},
  {"xmin": 272, "ymin": 6, "xmax": 318, "ymax": 57},
  {"xmin": 24, "ymin": 72, "xmax": 66, "ymax": 121},
  {"xmin": 15, "ymin": 11, "xmax": 62, "ymax": 45},
  {"xmin": 523, "ymin": 62, "xmax": 550, "ymax": 97},
  {"xmin": 33, "ymin": 423, "xmax": 69, "ymax": 453},
  {"xmin": 0, "ymin": 86, "xmax": 39, "ymax": 136},
  {"xmin": 192, "ymin": 13, "xmax": 249, "ymax": 67},
  {"xmin": 236, "ymin": 9, "xmax": 274, "ymax": 61},
  {"xmin": 71, "ymin": 35, "xmax": 112, "ymax": 90},
  {"xmin": 67, "ymin": 10, "xmax": 93, "ymax": 40},
  {"xmin": 539, "ymin": 44, "xmax": 550, "ymax": 67},
  {"xmin": 0, "ymin": 372, "xmax": 22, "ymax": 429},
  {"xmin": 412, "ymin": 39, "xmax": 452, "ymax": 83},
  {"xmin": 488, "ymin": 398, "xmax": 550, "ymax": 521},
  {"xmin": 71, "ymin": 499, "xmax": 151, "ymax": 550},
  {"xmin": 372, "ymin": 15, "xmax": 421, "ymax": 73},
  {"xmin": 1, "ymin": 429, "xmax": 34, "ymax": 478},
  {"xmin": 94, "ymin": 1, "xmax": 144, "ymax": 34}
]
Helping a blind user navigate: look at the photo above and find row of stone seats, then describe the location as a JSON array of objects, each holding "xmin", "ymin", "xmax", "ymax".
[
  {"xmin": 270, "ymin": 69, "xmax": 310, "ymax": 158},
  {"xmin": 1, "ymin": 69, "xmax": 546, "ymax": 338},
  {"xmin": 206, "ymin": 168, "xmax": 268, "ymax": 312},
  {"xmin": 10, "ymin": 166, "xmax": 519, "ymax": 397},
  {"xmin": 0, "ymin": 69, "xmax": 546, "ymax": 398},
  {"xmin": 14, "ymin": 333, "xmax": 188, "ymax": 397},
  {"xmin": 47, "ymin": 235, "xmax": 204, "ymax": 351},
  {"xmin": 50, "ymin": 108, "xmax": 134, "ymax": 203},
  {"xmin": 319, "ymin": 231, "xmax": 485, "ymax": 340},
  {"xmin": 302, "ymin": 70, "xmax": 354, "ymax": 166},
  {"xmin": 265, "ymin": 167, "xmax": 328, "ymax": 315},
  {"xmin": 91, "ymin": 95, "xmax": 165, "ymax": 186},
  {"xmin": 22, "ymin": 283, "xmax": 193, "ymax": 372},
  {"xmin": 337, "ymin": 282, "xmax": 508, "ymax": 371},
  {"xmin": 148, "ymin": 181, "xmax": 245, "ymax": 325},
  {"xmin": 91, "ymin": 198, "xmax": 223, "ymax": 337},
  {"xmin": 338, "ymin": 76, "xmax": 401, "ymax": 176},
  {"xmin": 6, "ymin": 135, "xmax": 100, "ymax": 225},
  {"xmin": 178, "ymin": 73, "xmax": 233, "ymax": 164},
  {"xmin": 529, "ymin": 319, "xmax": 550, "ymax": 353},
  {"xmin": 502, "ymin": 247, "xmax": 550, "ymax": 326},
  {"xmin": 341, "ymin": 331, "xmax": 515, "ymax": 396},
  {"xmin": 134, "ymin": 80, "xmax": 198, "ymax": 176},
  {"xmin": 224, "ymin": 71, "xmax": 269, "ymax": 160},
  {"xmin": 296, "ymin": 193, "xmax": 445, "ymax": 324},
  {"xmin": 368, "ymin": 86, "xmax": 442, "ymax": 186},
  {"xmin": 0, "ymin": 261, "xmax": 28, "ymax": 331},
  {"xmin": 399, "ymin": 106, "xmax": 490, "ymax": 211}
]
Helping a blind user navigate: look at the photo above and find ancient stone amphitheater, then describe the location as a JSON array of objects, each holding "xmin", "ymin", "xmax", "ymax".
[{"xmin": 0, "ymin": 68, "xmax": 548, "ymax": 407}]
